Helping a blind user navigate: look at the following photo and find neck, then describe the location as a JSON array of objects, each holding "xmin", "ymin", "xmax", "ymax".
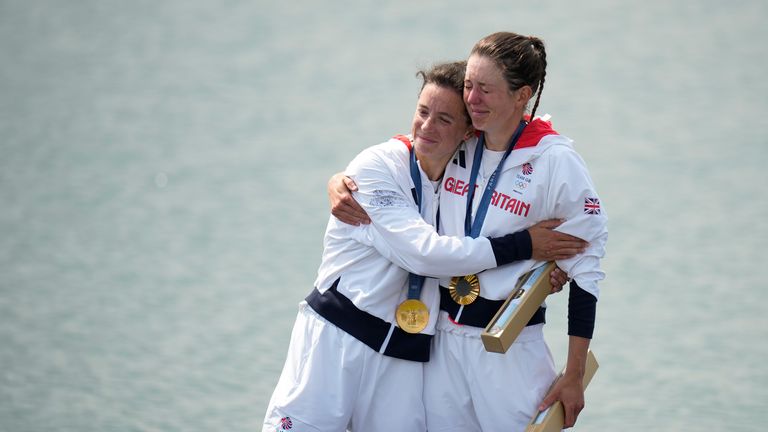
[
  {"xmin": 416, "ymin": 152, "xmax": 451, "ymax": 181},
  {"xmin": 484, "ymin": 113, "xmax": 526, "ymax": 151}
]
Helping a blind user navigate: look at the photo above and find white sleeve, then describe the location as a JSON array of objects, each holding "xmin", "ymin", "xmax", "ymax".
[
  {"xmin": 345, "ymin": 148, "xmax": 498, "ymax": 278},
  {"xmin": 546, "ymin": 147, "xmax": 608, "ymax": 299}
]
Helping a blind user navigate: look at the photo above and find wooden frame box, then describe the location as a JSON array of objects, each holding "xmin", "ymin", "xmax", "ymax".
[{"xmin": 481, "ymin": 262, "xmax": 556, "ymax": 353}]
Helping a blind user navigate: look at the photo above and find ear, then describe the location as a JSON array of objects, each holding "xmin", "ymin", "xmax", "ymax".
[
  {"xmin": 463, "ymin": 124, "xmax": 476, "ymax": 141},
  {"xmin": 516, "ymin": 85, "xmax": 533, "ymax": 108}
]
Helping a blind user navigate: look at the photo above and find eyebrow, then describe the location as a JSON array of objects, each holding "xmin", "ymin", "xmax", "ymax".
[
  {"xmin": 418, "ymin": 104, "xmax": 457, "ymax": 121},
  {"xmin": 465, "ymin": 79, "xmax": 495, "ymax": 89}
]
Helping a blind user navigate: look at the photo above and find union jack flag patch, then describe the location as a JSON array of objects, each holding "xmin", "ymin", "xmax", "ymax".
[{"xmin": 584, "ymin": 197, "xmax": 601, "ymax": 215}]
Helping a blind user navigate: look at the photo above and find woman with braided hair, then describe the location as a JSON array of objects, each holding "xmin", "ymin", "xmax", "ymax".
[{"xmin": 329, "ymin": 31, "xmax": 608, "ymax": 430}]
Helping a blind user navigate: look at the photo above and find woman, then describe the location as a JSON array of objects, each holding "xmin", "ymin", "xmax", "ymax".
[
  {"xmin": 263, "ymin": 61, "xmax": 581, "ymax": 432},
  {"xmin": 329, "ymin": 32, "xmax": 608, "ymax": 431}
]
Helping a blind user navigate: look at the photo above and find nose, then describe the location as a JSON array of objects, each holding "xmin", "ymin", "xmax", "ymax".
[
  {"xmin": 465, "ymin": 87, "xmax": 480, "ymax": 105},
  {"xmin": 421, "ymin": 115, "xmax": 435, "ymax": 131}
]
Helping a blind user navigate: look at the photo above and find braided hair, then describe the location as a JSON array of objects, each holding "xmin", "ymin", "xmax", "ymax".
[{"xmin": 470, "ymin": 32, "xmax": 547, "ymax": 120}]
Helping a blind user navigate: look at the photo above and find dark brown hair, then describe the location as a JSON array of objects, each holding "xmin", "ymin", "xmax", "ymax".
[
  {"xmin": 416, "ymin": 61, "xmax": 470, "ymax": 124},
  {"xmin": 470, "ymin": 32, "xmax": 547, "ymax": 120}
]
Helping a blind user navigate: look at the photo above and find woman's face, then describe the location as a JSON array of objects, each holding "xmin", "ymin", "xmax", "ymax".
[
  {"xmin": 463, "ymin": 54, "xmax": 523, "ymax": 133},
  {"xmin": 411, "ymin": 83, "xmax": 472, "ymax": 163}
]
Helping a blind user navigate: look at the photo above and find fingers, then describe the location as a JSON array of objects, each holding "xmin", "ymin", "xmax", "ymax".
[
  {"xmin": 349, "ymin": 208, "xmax": 370, "ymax": 225},
  {"xmin": 334, "ymin": 208, "xmax": 368, "ymax": 225},
  {"xmin": 564, "ymin": 405, "xmax": 576, "ymax": 428},
  {"xmin": 549, "ymin": 269, "xmax": 569, "ymax": 292},
  {"xmin": 333, "ymin": 207, "xmax": 361, "ymax": 226},
  {"xmin": 546, "ymin": 240, "xmax": 588, "ymax": 261},
  {"xmin": 529, "ymin": 225, "xmax": 589, "ymax": 261},
  {"xmin": 538, "ymin": 391, "xmax": 557, "ymax": 412},
  {"xmin": 342, "ymin": 194, "xmax": 370, "ymax": 224},
  {"xmin": 549, "ymin": 230, "xmax": 588, "ymax": 244},
  {"xmin": 342, "ymin": 175, "xmax": 358, "ymax": 192},
  {"xmin": 338, "ymin": 199, "xmax": 370, "ymax": 225},
  {"xmin": 563, "ymin": 402, "xmax": 583, "ymax": 428},
  {"xmin": 554, "ymin": 238, "xmax": 589, "ymax": 248},
  {"xmin": 531, "ymin": 218, "xmax": 564, "ymax": 230},
  {"xmin": 535, "ymin": 247, "xmax": 586, "ymax": 262},
  {"xmin": 331, "ymin": 193, "xmax": 368, "ymax": 225},
  {"xmin": 549, "ymin": 278, "xmax": 563, "ymax": 293},
  {"xmin": 551, "ymin": 250, "xmax": 584, "ymax": 261}
]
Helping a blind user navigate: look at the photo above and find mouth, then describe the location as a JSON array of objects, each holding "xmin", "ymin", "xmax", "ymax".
[
  {"xmin": 469, "ymin": 107, "xmax": 489, "ymax": 118},
  {"xmin": 415, "ymin": 133, "xmax": 438, "ymax": 144}
]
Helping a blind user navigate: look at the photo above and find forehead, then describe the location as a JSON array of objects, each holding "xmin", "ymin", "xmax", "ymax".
[
  {"xmin": 418, "ymin": 83, "xmax": 464, "ymax": 112},
  {"xmin": 465, "ymin": 54, "xmax": 504, "ymax": 84}
]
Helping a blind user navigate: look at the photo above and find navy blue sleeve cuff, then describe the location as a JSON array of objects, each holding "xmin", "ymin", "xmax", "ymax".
[
  {"xmin": 487, "ymin": 230, "xmax": 532, "ymax": 266},
  {"xmin": 568, "ymin": 280, "xmax": 597, "ymax": 339}
]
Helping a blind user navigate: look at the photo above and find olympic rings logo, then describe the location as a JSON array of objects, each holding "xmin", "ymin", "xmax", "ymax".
[{"xmin": 515, "ymin": 180, "xmax": 528, "ymax": 189}]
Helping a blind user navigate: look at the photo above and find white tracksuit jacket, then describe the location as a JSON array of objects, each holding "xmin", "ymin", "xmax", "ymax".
[
  {"xmin": 313, "ymin": 135, "xmax": 503, "ymax": 346},
  {"xmin": 438, "ymin": 118, "xmax": 608, "ymax": 302}
]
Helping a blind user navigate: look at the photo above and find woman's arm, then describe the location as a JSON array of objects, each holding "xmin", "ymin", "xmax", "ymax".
[{"xmin": 330, "ymin": 170, "xmax": 583, "ymax": 283}]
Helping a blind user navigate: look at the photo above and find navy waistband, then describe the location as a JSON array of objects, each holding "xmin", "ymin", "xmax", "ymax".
[
  {"xmin": 306, "ymin": 279, "xmax": 432, "ymax": 362},
  {"xmin": 439, "ymin": 285, "xmax": 546, "ymax": 328}
]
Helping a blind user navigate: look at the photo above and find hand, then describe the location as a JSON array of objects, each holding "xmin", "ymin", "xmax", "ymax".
[
  {"xmin": 539, "ymin": 336, "xmax": 591, "ymax": 428},
  {"xmin": 528, "ymin": 219, "xmax": 588, "ymax": 262},
  {"xmin": 327, "ymin": 173, "xmax": 370, "ymax": 226},
  {"xmin": 538, "ymin": 372, "xmax": 585, "ymax": 429},
  {"xmin": 549, "ymin": 266, "xmax": 569, "ymax": 294}
]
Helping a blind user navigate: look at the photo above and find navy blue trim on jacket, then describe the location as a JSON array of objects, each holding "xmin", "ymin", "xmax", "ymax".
[
  {"xmin": 439, "ymin": 285, "xmax": 546, "ymax": 328},
  {"xmin": 306, "ymin": 278, "xmax": 432, "ymax": 362}
]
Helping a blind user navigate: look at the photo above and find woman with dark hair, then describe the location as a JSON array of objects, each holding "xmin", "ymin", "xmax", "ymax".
[
  {"xmin": 423, "ymin": 31, "xmax": 607, "ymax": 431},
  {"xmin": 329, "ymin": 32, "xmax": 608, "ymax": 431},
  {"xmin": 262, "ymin": 61, "xmax": 581, "ymax": 432}
]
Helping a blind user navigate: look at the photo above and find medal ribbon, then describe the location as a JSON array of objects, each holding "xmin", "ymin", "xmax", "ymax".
[
  {"xmin": 407, "ymin": 146, "xmax": 426, "ymax": 300},
  {"xmin": 463, "ymin": 121, "xmax": 527, "ymax": 237}
]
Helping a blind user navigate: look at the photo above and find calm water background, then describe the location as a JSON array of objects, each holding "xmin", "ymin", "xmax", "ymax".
[{"xmin": 1, "ymin": 1, "xmax": 766, "ymax": 430}]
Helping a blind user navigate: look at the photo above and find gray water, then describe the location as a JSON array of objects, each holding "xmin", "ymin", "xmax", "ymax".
[{"xmin": 1, "ymin": 1, "xmax": 766, "ymax": 430}]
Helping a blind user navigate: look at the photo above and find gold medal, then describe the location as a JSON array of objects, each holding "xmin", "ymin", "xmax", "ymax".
[
  {"xmin": 448, "ymin": 274, "xmax": 480, "ymax": 305},
  {"xmin": 396, "ymin": 299, "xmax": 429, "ymax": 334}
]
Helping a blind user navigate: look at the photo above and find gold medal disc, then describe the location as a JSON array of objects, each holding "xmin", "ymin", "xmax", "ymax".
[
  {"xmin": 448, "ymin": 274, "xmax": 480, "ymax": 305},
  {"xmin": 396, "ymin": 299, "xmax": 430, "ymax": 334}
]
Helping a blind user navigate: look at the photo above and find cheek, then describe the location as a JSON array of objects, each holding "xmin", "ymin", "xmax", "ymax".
[
  {"xmin": 411, "ymin": 117, "xmax": 422, "ymax": 132},
  {"xmin": 441, "ymin": 127, "xmax": 465, "ymax": 149},
  {"xmin": 457, "ymin": 121, "xmax": 472, "ymax": 136}
]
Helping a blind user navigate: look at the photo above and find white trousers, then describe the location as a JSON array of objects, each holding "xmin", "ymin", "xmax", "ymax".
[
  {"xmin": 263, "ymin": 303, "xmax": 427, "ymax": 432},
  {"xmin": 424, "ymin": 312, "xmax": 557, "ymax": 432}
]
